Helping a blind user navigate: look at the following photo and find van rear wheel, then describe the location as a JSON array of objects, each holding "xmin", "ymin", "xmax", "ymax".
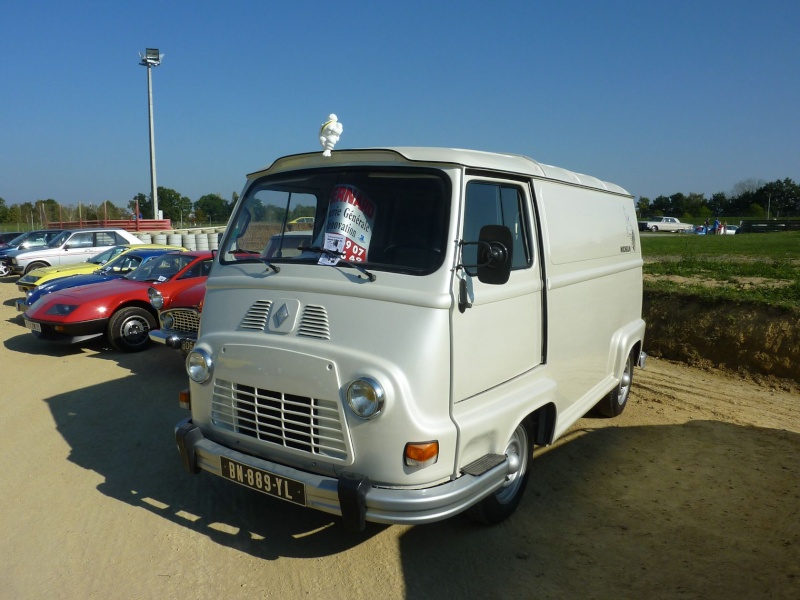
[
  {"xmin": 467, "ymin": 422, "xmax": 532, "ymax": 525},
  {"xmin": 596, "ymin": 351, "xmax": 634, "ymax": 417}
]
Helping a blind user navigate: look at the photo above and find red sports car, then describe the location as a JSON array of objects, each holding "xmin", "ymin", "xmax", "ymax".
[{"xmin": 23, "ymin": 250, "xmax": 213, "ymax": 352}]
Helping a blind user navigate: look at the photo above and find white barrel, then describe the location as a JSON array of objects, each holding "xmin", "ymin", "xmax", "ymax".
[
  {"xmin": 181, "ymin": 234, "xmax": 197, "ymax": 250},
  {"xmin": 167, "ymin": 234, "xmax": 182, "ymax": 247},
  {"xmin": 137, "ymin": 233, "xmax": 152, "ymax": 244},
  {"xmin": 153, "ymin": 233, "xmax": 167, "ymax": 245},
  {"xmin": 195, "ymin": 234, "xmax": 209, "ymax": 250},
  {"xmin": 206, "ymin": 233, "xmax": 219, "ymax": 249}
]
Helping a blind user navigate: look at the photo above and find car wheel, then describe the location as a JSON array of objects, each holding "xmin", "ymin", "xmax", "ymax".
[
  {"xmin": 107, "ymin": 307, "xmax": 156, "ymax": 352},
  {"xmin": 650, "ymin": 226, "xmax": 658, "ymax": 232},
  {"xmin": 595, "ymin": 351, "xmax": 635, "ymax": 417},
  {"xmin": 25, "ymin": 261, "xmax": 49, "ymax": 274},
  {"xmin": 0, "ymin": 262, "xmax": 10, "ymax": 277},
  {"xmin": 467, "ymin": 421, "xmax": 532, "ymax": 525}
]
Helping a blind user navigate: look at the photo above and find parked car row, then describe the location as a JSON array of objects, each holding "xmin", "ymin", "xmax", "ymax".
[
  {"xmin": 0, "ymin": 227, "xmax": 212, "ymax": 353},
  {"xmin": 688, "ymin": 224, "xmax": 739, "ymax": 235},
  {"xmin": 2, "ymin": 228, "xmax": 312, "ymax": 356}
]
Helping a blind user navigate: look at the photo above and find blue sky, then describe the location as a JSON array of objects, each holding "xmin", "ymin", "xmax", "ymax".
[{"xmin": 1, "ymin": 0, "xmax": 798, "ymax": 208}]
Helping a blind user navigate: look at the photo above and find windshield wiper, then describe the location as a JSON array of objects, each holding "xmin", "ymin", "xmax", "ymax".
[
  {"xmin": 259, "ymin": 257, "xmax": 280, "ymax": 274},
  {"xmin": 307, "ymin": 246, "xmax": 376, "ymax": 282}
]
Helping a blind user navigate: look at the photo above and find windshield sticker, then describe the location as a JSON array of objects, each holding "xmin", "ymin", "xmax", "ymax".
[
  {"xmin": 324, "ymin": 184, "xmax": 375, "ymax": 262},
  {"xmin": 319, "ymin": 233, "xmax": 345, "ymax": 266}
]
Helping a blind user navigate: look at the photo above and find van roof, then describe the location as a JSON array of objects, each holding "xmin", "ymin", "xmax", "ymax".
[{"xmin": 248, "ymin": 147, "xmax": 630, "ymax": 196}]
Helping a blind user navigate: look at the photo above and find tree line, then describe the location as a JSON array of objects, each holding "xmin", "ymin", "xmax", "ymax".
[
  {"xmin": 1, "ymin": 177, "xmax": 798, "ymax": 230},
  {"xmin": 0, "ymin": 187, "xmax": 239, "ymax": 229},
  {"xmin": 637, "ymin": 178, "xmax": 799, "ymax": 221}
]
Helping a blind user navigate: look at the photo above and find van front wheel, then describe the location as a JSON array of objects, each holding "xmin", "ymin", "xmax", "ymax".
[
  {"xmin": 467, "ymin": 422, "xmax": 532, "ymax": 525},
  {"xmin": 596, "ymin": 351, "xmax": 634, "ymax": 417}
]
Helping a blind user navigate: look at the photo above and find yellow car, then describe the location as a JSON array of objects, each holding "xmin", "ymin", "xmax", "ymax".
[{"xmin": 16, "ymin": 243, "xmax": 185, "ymax": 293}]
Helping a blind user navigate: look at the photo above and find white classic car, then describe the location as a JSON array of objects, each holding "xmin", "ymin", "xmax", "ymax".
[{"xmin": 638, "ymin": 216, "xmax": 691, "ymax": 232}]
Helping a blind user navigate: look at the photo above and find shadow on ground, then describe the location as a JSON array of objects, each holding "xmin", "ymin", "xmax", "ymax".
[
  {"xmin": 398, "ymin": 420, "xmax": 799, "ymax": 599},
  {"xmin": 31, "ymin": 330, "xmax": 799, "ymax": 596}
]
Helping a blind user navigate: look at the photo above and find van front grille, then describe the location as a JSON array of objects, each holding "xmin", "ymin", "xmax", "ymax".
[
  {"xmin": 239, "ymin": 300, "xmax": 330, "ymax": 340},
  {"xmin": 211, "ymin": 379, "xmax": 349, "ymax": 461},
  {"xmin": 240, "ymin": 300, "xmax": 272, "ymax": 330}
]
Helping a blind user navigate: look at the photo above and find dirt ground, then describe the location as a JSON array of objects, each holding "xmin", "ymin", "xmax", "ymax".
[{"xmin": 1, "ymin": 277, "xmax": 798, "ymax": 600}]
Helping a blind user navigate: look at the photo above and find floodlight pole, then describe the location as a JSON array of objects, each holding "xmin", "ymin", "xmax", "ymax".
[{"xmin": 140, "ymin": 48, "xmax": 162, "ymax": 220}]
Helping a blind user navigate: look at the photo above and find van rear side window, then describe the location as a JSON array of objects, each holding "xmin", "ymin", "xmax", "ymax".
[{"xmin": 463, "ymin": 181, "xmax": 531, "ymax": 274}]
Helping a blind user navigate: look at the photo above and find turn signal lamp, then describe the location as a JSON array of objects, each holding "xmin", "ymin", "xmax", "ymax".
[
  {"xmin": 178, "ymin": 388, "xmax": 191, "ymax": 410},
  {"xmin": 404, "ymin": 441, "xmax": 439, "ymax": 468}
]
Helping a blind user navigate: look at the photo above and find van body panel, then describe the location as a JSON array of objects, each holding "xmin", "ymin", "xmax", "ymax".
[
  {"xmin": 176, "ymin": 147, "xmax": 644, "ymax": 528},
  {"xmin": 194, "ymin": 274, "xmax": 458, "ymax": 487}
]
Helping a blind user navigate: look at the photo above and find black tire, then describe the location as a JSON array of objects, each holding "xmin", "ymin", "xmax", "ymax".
[
  {"xmin": 650, "ymin": 226, "xmax": 658, "ymax": 232},
  {"xmin": 467, "ymin": 421, "xmax": 533, "ymax": 525},
  {"xmin": 25, "ymin": 261, "xmax": 50, "ymax": 274},
  {"xmin": 595, "ymin": 351, "xmax": 635, "ymax": 418},
  {"xmin": 107, "ymin": 307, "xmax": 156, "ymax": 352}
]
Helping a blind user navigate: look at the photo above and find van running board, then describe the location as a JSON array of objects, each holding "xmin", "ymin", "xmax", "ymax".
[{"xmin": 461, "ymin": 454, "xmax": 505, "ymax": 476}]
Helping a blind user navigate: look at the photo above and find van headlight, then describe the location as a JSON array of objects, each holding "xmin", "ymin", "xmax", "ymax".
[
  {"xmin": 186, "ymin": 348, "xmax": 213, "ymax": 383},
  {"xmin": 346, "ymin": 377, "xmax": 385, "ymax": 419}
]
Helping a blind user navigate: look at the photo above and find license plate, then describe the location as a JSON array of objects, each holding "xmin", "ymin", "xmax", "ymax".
[
  {"xmin": 24, "ymin": 319, "xmax": 41, "ymax": 332},
  {"xmin": 220, "ymin": 456, "xmax": 306, "ymax": 506},
  {"xmin": 181, "ymin": 338, "xmax": 195, "ymax": 352}
]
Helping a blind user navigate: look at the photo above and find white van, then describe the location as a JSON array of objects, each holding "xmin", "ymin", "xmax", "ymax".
[{"xmin": 176, "ymin": 148, "xmax": 645, "ymax": 530}]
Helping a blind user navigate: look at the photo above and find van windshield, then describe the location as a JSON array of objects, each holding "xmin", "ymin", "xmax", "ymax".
[{"xmin": 221, "ymin": 167, "xmax": 450, "ymax": 275}]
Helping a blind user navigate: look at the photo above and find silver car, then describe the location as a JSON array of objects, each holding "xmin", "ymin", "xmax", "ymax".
[{"xmin": 8, "ymin": 228, "xmax": 144, "ymax": 275}]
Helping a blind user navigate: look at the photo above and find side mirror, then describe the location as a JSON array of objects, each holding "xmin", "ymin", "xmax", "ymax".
[
  {"xmin": 476, "ymin": 225, "xmax": 513, "ymax": 284},
  {"xmin": 458, "ymin": 224, "xmax": 513, "ymax": 301}
]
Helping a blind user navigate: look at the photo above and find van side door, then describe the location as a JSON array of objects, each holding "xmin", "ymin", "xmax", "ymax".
[{"xmin": 451, "ymin": 177, "xmax": 543, "ymax": 402}]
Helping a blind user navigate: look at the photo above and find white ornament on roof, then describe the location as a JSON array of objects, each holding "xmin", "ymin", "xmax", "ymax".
[{"xmin": 319, "ymin": 114, "xmax": 343, "ymax": 157}]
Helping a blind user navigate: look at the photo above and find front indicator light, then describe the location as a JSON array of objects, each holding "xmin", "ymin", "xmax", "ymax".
[
  {"xmin": 405, "ymin": 441, "xmax": 439, "ymax": 467},
  {"xmin": 186, "ymin": 348, "xmax": 213, "ymax": 383},
  {"xmin": 178, "ymin": 388, "xmax": 191, "ymax": 410},
  {"xmin": 346, "ymin": 377, "xmax": 385, "ymax": 419}
]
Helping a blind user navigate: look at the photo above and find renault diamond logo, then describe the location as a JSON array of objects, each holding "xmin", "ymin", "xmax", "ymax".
[{"xmin": 273, "ymin": 303, "xmax": 290, "ymax": 328}]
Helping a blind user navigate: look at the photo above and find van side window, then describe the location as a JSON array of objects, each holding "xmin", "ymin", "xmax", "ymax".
[{"xmin": 463, "ymin": 181, "xmax": 531, "ymax": 274}]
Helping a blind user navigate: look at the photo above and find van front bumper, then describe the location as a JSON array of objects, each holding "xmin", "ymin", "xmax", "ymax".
[{"xmin": 175, "ymin": 418, "xmax": 511, "ymax": 530}]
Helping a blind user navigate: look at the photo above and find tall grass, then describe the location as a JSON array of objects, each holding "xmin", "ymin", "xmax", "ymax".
[{"xmin": 641, "ymin": 231, "xmax": 800, "ymax": 310}]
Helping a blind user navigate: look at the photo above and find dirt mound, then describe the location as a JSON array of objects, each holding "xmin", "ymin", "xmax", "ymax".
[{"xmin": 643, "ymin": 291, "xmax": 800, "ymax": 384}]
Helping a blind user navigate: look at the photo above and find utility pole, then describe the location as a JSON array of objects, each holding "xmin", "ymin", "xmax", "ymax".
[{"xmin": 139, "ymin": 48, "xmax": 163, "ymax": 220}]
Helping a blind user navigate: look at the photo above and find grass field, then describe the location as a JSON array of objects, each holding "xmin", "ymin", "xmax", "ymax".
[{"xmin": 641, "ymin": 231, "xmax": 800, "ymax": 310}]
